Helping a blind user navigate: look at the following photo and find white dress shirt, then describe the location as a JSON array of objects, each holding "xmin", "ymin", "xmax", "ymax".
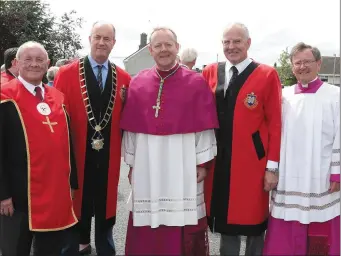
[
  {"xmin": 224, "ymin": 57, "xmax": 252, "ymax": 95},
  {"xmin": 18, "ymin": 76, "xmax": 45, "ymax": 99}
]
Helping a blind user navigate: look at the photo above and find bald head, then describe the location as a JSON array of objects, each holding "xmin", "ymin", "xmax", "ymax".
[
  {"xmin": 223, "ymin": 22, "xmax": 250, "ymax": 40},
  {"xmin": 149, "ymin": 27, "xmax": 177, "ymax": 43},
  {"xmin": 16, "ymin": 41, "xmax": 48, "ymax": 60},
  {"xmin": 90, "ymin": 21, "xmax": 116, "ymax": 39}
]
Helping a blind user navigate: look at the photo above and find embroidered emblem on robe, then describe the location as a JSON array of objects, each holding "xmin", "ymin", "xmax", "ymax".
[{"xmin": 244, "ymin": 92, "xmax": 258, "ymax": 109}]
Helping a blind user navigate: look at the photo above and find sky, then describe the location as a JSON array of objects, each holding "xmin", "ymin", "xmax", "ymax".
[{"xmin": 45, "ymin": 0, "xmax": 340, "ymax": 69}]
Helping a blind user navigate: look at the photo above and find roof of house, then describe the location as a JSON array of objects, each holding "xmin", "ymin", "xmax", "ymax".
[
  {"xmin": 320, "ymin": 56, "xmax": 340, "ymax": 75},
  {"xmin": 123, "ymin": 44, "xmax": 149, "ymax": 62}
]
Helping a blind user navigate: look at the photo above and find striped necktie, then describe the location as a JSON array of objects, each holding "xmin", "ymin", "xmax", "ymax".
[{"xmin": 97, "ymin": 65, "xmax": 103, "ymax": 92}]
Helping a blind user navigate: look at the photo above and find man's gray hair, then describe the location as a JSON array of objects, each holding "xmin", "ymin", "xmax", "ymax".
[
  {"xmin": 90, "ymin": 21, "xmax": 116, "ymax": 38},
  {"xmin": 223, "ymin": 22, "xmax": 250, "ymax": 39},
  {"xmin": 180, "ymin": 48, "xmax": 198, "ymax": 63},
  {"xmin": 16, "ymin": 41, "xmax": 48, "ymax": 59},
  {"xmin": 55, "ymin": 59, "xmax": 68, "ymax": 67},
  {"xmin": 289, "ymin": 42, "xmax": 321, "ymax": 63},
  {"xmin": 46, "ymin": 66, "xmax": 59, "ymax": 81},
  {"xmin": 149, "ymin": 26, "xmax": 177, "ymax": 43}
]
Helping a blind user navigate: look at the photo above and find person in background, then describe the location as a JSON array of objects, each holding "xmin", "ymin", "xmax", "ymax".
[
  {"xmin": 180, "ymin": 48, "xmax": 198, "ymax": 70},
  {"xmin": 1, "ymin": 47, "xmax": 19, "ymax": 84},
  {"xmin": 46, "ymin": 66, "xmax": 59, "ymax": 86},
  {"xmin": 56, "ymin": 59, "xmax": 70, "ymax": 67}
]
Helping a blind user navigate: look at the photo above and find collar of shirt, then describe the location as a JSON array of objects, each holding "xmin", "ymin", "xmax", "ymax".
[
  {"xmin": 223, "ymin": 58, "xmax": 252, "ymax": 93},
  {"xmin": 88, "ymin": 54, "xmax": 109, "ymax": 71},
  {"xmin": 225, "ymin": 57, "xmax": 252, "ymax": 77},
  {"xmin": 18, "ymin": 76, "xmax": 45, "ymax": 98}
]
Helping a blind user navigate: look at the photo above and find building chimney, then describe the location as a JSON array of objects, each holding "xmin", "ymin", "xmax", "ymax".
[{"xmin": 139, "ymin": 33, "xmax": 147, "ymax": 50}]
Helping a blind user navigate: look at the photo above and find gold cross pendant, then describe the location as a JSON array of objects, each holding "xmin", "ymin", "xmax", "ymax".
[{"xmin": 42, "ymin": 116, "xmax": 58, "ymax": 133}]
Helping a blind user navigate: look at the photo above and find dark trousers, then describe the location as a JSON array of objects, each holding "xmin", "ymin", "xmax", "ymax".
[
  {"xmin": 220, "ymin": 233, "xmax": 265, "ymax": 256},
  {"xmin": 0, "ymin": 211, "xmax": 64, "ymax": 256},
  {"xmin": 62, "ymin": 215, "xmax": 115, "ymax": 256}
]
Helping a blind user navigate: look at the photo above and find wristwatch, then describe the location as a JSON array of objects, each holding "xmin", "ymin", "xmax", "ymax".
[{"xmin": 266, "ymin": 168, "xmax": 279, "ymax": 173}]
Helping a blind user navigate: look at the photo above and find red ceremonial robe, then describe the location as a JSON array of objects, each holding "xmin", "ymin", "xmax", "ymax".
[
  {"xmin": 202, "ymin": 61, "xmax": 282, "ymax": 236},
  {"xmin": 0, "ymin": 79, "xmax": 77, "ymax": 231},
  {"xmin": 1, "ymin": 71, "xmax": 15, "ymax": 84},
  {"xmin": 54, "ymin": 57, "xmax": 131, "ymax": 221}
]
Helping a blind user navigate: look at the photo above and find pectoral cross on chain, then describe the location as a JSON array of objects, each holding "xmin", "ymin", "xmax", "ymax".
[
  {"xmin": 42, "ymin": 116, "xmax": 58, "ymax": 133},
  {"xmin": 153, "ymin": 78, "xmax": 164, "ymax": 118},
  {"xmin": 152, "ymin": 64, "xmax": 181, "ymax": 118},
  {"xmin": 152, "ymin": 102, "xmax": 161, "ymax": 117}
]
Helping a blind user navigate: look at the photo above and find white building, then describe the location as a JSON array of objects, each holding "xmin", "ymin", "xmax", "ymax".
[
  {"xmin": 319, "ymin": 56, "xmax": 340, "ymax": 86},
  {"xmin": 123, "ymin": 33, "xmax": 155, "ymax": 77}
]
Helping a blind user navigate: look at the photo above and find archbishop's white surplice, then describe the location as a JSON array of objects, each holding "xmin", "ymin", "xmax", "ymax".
[
  {"xmin": 123, "ymin": 130, "xmax": 216, "ymax": 228},
  {"xmin": 271, "ymin": 83, "xmax": 340, "ymax": 224}
]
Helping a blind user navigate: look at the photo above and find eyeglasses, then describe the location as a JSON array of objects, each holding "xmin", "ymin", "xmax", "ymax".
[{"xmin": 293, "ymin": 60, "xmax": 316, "ymax": 68}]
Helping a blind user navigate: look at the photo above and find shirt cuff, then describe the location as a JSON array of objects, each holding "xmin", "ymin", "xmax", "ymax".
[
  {"xmin": 266, "ymin": 160, "xmax": 279, "ymax": 169},
  {"xmin": 330, "ymin": 174, "xmax": 340, "ymax": 183}
]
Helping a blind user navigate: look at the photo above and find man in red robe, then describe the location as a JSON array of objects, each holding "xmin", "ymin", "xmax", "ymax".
[
  {"xmin": 0, "ymin": 41, "xmax": 78, "ymax": 256},
  {"xmin": 202, "ymin": 22, "xmax": 282, "ymax": 255},
  {"xmin": 0, "ymin": 47, "xmax": 19, "ymax": 84},
  {"xmin": 54, "ymin": 21, "xmax": 131, "ymax": 256}
]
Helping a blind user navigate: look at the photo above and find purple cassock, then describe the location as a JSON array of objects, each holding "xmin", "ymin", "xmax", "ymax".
[
  {"xmin": 121, "ymin": 64, "xmax": 218, "ymax": 256},
  {"xmin": 120, "ymin": 64, "xmax": 219, "ymax": 135},
  {"xmin": 264, "ymin": 78, "xmax": 340, "ymax": 256}
]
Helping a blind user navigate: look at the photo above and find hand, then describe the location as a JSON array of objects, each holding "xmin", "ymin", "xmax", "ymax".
[
  {"xmin": 329, "ymin": 182, "xmax": 340, "ymax": 193},
  {"xmin": 128, "ymin": 167, "xmax": 132, "ymax": 185},
  {"xmin": 0, "ymin": 198, "xmax": 14, "ymax": 217},
  {"xmin": 264, "ymin": 171, "xmax": 278, "ymax": 192},
  {"xmin": 71, "ymin": 189, "xmax": 75, "ymax": 200},
  {"xmin": 197, "ymin": 167, "xmax": 207, "ymax": 183}
]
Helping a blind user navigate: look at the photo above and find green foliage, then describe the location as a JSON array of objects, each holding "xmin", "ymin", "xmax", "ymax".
[
  {"xmin": 275, "ymin": 48, "xmax": 297, "ymax": 86},
  {"xmin": 53, "ymin": 10, "xmax": 83, "ymax": 61},
  {"xmin": 0, "ymin": 1, "xmax": 83, "ymax": 65}
]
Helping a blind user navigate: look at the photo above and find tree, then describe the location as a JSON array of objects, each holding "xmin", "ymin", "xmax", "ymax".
[
  {"xmin": 52, "ymin": 10, "xmax": 83, "ymax": 62},
  {"xmin": 0, "ymin": 1, "xmax": 83, "ymax": 65},
  {"xmin": 0, "ymin": 1, "xmax": 55, "ymax": 64},
  {"xmin": 275, "ymin": 48, "xmax": 297, "ymax": 86}
]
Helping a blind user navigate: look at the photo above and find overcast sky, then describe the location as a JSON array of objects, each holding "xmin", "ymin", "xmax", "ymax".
[{"xmin": 45, "ymin": 0, "xmax": 340, "ymax": 69}]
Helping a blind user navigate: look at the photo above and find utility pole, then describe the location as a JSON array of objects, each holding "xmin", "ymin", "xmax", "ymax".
[{"xmin": 333, "ymin": 54, "xmax": 336, "ymax": 85}]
